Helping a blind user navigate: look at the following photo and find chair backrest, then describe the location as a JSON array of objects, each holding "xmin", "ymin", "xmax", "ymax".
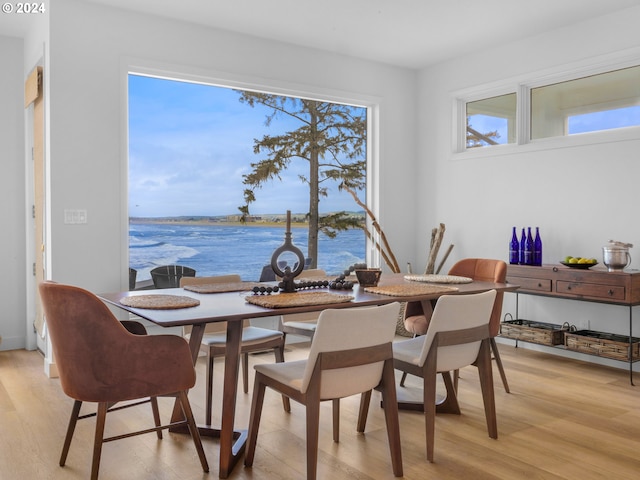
[
  {"xmin": 301, "ymin": 302, "xmax": 401, "ymax": 398},
  {"xmin": 180, "ymin": 274, "xmax": 243, "ymax": 333},
  {"xmin": 179, "ymin": 274, "xmax": 242, "ymax": 287},
  {"xmin": 151, "ymin": 265, "xmax": 196, "ymax": 288},
  {"xmin": 38, "ymin": 281, "xmax": 195, "ymax": 402},
  {"xmin": 276, "ymin": 268, "xmax": 326, "ymax": 281},
  {"xmin": 448, "ymin": 258, "xmax": 507, "ymax": 337},
  {"xmin": 297, "ymin": 268, "xmax": 326, "ymax": 278},
  {"xmin": 128, "ymin": 267, "xmax": 137, "ymax": 290},
  {"xmin": 417, "ymin": 290, "xmax": 497, "ymax": 372}
]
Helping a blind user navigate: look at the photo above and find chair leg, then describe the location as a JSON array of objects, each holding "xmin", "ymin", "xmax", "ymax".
[
  {"xmin": 399, "ymin": 334, "xmax": 420, "ymax": 388},
  {"xmin": 306, "ymin": 398, "xmax": 321, "ymax": 480},
  {"xmin": 453, "ymin": 369, "xmax": 459, "ymax": 393},
  {"xmin": 332, "ymin": 398, "xmax": 340, "ymax": 442},
  {"xmin": 244, "ymin": 374, "xmax": 267, "ymax": 467},
  {"xmin": 242, "ymin": 352, "xmax": 249, "ymax": 394},
  {"xmin": 491, "ymin": 337, "xmax": 510, "ymax": 393},
  {"xmin": 357, "ymin": 390, "xmax": 372, "ymax": 433},
  {"xmin": 91, "ymin": 403, "xmax": 108, "ymax": 480},
  {"xmin": 477, "ymin": 340, "xmax": 498, "ymax": 439},
  {"xmin": 274, "ymin": 344, "xmax": 291, "ymax": 412},
  {"xmin": 150, "ymin": 397, "xmax": 163, "ymax": 439},
  {"xmin": 178, "ymin": 390, "xmax": 209, "ymax": 472},
  {"xmin": 206, "ymin": 353, "xmax": 214, "ymax": 425},
  {"xmin": 380, "ymin": 360, "xmax": 404, "ymax": 477},
  {"xmin": 60, "ymin": 400, "xmax": 82, "ymax": 466},
  {"xmin": 423, "ymin": 372, "xmax": 436, "ymax": 463}
]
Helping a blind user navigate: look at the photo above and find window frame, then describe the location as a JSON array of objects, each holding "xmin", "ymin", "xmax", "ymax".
[
  {"xmin": 120, "ymin": 59, "xmax": 382, "ymax": 284},
  {"xmin": 452, "ymin": 47, "xmax": 640, "ymax": 160}
]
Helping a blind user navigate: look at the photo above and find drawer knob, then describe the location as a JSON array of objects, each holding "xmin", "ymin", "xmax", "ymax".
[
  {"xmin": 553, "ymin": 267, "xmax": 559, "ymax": 272},
  {"xmin": 608, "ymin": 289, "xmax": 614, "ymax": 296}
]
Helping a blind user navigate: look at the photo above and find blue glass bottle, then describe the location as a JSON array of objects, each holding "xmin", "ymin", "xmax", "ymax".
[
  {"xmin": 509, "ymin": 227, "xmax": 519, "ymax": 264},
  {"xmin": 519, "ymin": 228, "xmax": 526, "ymax": 264},
  {"xmin": 534, "ymin": 227, "xmax": 542, "ymax": 266},
  {"xmin": 524, "ymin": 227, "xmax": 534, "ymax": 265}
]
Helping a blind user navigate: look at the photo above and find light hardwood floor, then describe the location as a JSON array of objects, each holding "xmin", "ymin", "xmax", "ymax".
[{"xmin": 1, "ymin": 342, "xmax": 640, "ymax": 479}]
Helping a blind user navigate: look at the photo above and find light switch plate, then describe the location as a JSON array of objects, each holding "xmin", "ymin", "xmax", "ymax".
[{"xmin": 64, "ymin": 209, "xmax": 88, "ymax": 224}]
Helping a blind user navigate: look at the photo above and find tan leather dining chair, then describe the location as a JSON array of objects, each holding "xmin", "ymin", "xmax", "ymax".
[
  {"xmin": 38, "ymin": 281, "xmax": 208, "ymax": 480},
  {"xmin": 393, "ymin": 290, "xmax": 498, "ymax": 462},
  {"xmin": 245, "ymin": 302, "xmax": 403, "ymax": 480},
  {"xmin": 402, "ymin": 258, "xmax": 510, "ymax": 392},
  {"xmin": 180, "ymin": 274, "xmax": 289, "ymax": 424}
]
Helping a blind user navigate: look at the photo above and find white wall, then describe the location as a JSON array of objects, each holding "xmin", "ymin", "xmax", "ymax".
[
  {"xmin": 419, "ymin": 6, "xmax": 640, "ymax": 369},
  {"xmin": 48, "ymin": 0, "xmax": 418, "ymax": 298},
  {"xmin": 0, "ymin": 35, "xmax": 26, "ymax": 350}
]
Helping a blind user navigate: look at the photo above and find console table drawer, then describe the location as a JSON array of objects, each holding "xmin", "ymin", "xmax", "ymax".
[
  {"xmin": 556, "ymin": 281, "xmax": 625, "ymax": 301},
  {"xmin": 508, "ymin": 277, "xmax": 551, "ymax": 293}
]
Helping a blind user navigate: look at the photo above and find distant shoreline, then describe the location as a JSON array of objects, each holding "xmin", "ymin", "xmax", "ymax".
[
  {"xmin": 130, "ymin": 218, "xmax": 309, "ymax": 228},
  {"xmin": 129, "ymin": 212, "xmax": 365, "ymax": 228}
]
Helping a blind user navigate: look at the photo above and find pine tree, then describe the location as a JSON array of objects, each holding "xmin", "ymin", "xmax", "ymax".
[{"xmin": 237, "ymin": 92, "xmax": 366, "ymax": 268}]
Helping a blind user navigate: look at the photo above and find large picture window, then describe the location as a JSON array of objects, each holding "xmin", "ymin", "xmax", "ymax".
[{"xmin": 128, "ymin": 74, "xmax": 369, "ymax": 285}]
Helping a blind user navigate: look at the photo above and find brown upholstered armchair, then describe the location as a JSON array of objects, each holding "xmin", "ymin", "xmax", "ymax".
[{"xmin": 38, "ymin": 281, "xmax": 209, "ymax": 480}]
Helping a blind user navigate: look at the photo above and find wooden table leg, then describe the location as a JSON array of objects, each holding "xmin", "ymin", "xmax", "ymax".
[
  {"xmin": 218, "ymin": 319, "xmax": 245, "ymax": 478},
  {"xmin": 170, "ymin": 321, "xmax": 247, "ymax": 479},
  {"xmin": 392, "ymin": 371, "xmax": 462, "ymax": 414}
]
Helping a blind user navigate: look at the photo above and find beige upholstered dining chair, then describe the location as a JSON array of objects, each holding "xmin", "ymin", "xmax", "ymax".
[
  {"xmin": 180, "ymin": 274, "xmax": 289, "ymax": 424},
  {"xmin": 402, "ymin": 258, "xmax": 510, "ymax": 392},
  {"xmin": 393, "ymin": 290, "xmax": 498, "ymax": 462},
  {"xmin": 38, "ymin": 281, "xmax": 208, "ymax": 480},
  {"xmin": 245, "ymin": 302, "xmax": 404, "ymax": 480},
  {"xmin": 277, "ymin": 269, "xmax": 327, "ymax": 341}
]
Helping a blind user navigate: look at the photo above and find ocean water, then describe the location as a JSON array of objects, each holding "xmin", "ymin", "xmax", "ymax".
[{"xmin": 129, "ymin": 223, "xmax": 366, "ymax": 282}]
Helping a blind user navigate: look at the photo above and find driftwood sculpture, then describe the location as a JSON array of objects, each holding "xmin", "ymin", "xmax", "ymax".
[
  {"xmin": 425, "ymin": 223, "xmax": 454, "ymax": 274},
  {"xmin": 343, "ymin": 186, "xmax": 401, "ymax": 273}
]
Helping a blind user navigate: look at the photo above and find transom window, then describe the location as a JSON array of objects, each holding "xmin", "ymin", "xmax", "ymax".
[
  {"xmin": 531, "ymin": 65, "xmax": 640, "ymax": 139},
  {"xmin": 466, "ymin": 93, "xmax": 516, "ymax": 148},
  {"xmin": 456, "ymin": 60, "xmax": 640, "ymax": 153}
]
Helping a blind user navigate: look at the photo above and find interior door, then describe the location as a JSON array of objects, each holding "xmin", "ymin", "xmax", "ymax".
[{"xmin": 25, "ymin": 65, "xmax": 45, "ymax": 351}]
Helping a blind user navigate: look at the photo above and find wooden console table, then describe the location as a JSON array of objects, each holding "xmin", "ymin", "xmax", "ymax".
[{"xmin": 505, "ymin": 264, "xmax": 640, "ymax": 384}]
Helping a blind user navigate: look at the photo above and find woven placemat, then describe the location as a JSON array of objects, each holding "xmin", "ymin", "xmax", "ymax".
[
  {"xmin": 120, "ymin": 294, "xmax": 200, "ymax": 310},
  {"xmin": 404, "ymin": 274, "xmax": 473, "ymax": 284},
  {"xmin": 364, "ymin": 284, "xmax": 459, "ymax": 297},
  {"xmin": 245, "ymin": 291, "xmax": 353, "ymax": 309},
  {"xmin": 183, "ymin": 282, "xmax": 261, "ymax": 294}
]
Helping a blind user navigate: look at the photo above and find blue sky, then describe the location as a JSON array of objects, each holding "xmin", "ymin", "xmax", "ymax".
[{"xmin": 128, "ymin": 75, "xmax": 365, "ymax": 218}]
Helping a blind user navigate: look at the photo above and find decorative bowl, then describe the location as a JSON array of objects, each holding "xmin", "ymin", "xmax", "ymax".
[
  {"xmin": 560, "ymin": 261, "xmax": 598, "ymax": 269},
  {"xmin": 355, "ymin": 268, "xmax": 382, "ymax": 287}
]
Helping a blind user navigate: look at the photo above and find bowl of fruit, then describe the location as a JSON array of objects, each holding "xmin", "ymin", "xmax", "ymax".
[{"xmin": 560, "ymin": 256, "xmax": 598, "ymax": 269}]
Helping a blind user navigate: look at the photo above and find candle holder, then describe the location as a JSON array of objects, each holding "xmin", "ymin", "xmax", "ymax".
[{"xmin": 270, "ymin": 211, "xmax": 305, "ymax": 293}]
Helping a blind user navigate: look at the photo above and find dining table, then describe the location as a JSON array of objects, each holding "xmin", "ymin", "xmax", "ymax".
[{"xmin": 99, "ymin": 272, "xmax": 517, "ymax": 478}]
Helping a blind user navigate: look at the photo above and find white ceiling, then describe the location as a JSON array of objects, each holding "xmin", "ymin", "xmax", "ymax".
[{"xmin": 2, "ymin": 0, "xmax": 640, "ymax": 69}]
